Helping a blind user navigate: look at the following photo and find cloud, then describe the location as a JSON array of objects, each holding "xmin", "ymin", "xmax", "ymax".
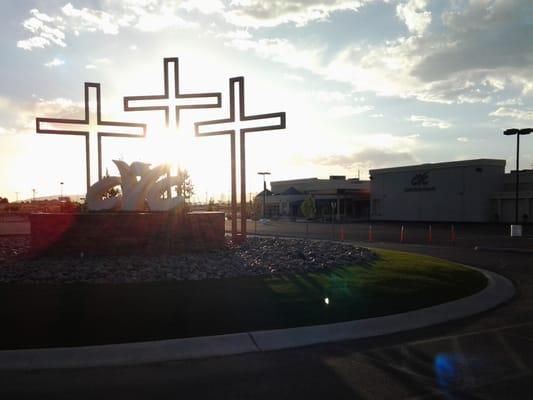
[
  {"xmin": 223, "ymin": 0, "xmax": 371, "ymax": 28},
  {"xmin": 35, "ymin": 98, "xmax": 83, "ymax": 116},
  {"xmin": 313, "ymin": 133, "xmax": 422, "ymax": 171},
  {"xmin": 0, "ymin": 126, "xmax": 16, "ymax": 135},
  {"xmin": 85, "ymin": 57, "xmax": 112, "ymax": 70},
  {"xmin": 396, "ymin": 0, "xmax": 431, "ymax": 36},
  {"xmin": 311, "ymin": 90, "xmax": 350, "ymax": 103},
  {"xmin": 217, "ymin": 29, "xmax": 252, "ymax": 40},
  {"xmin": 457, "ymin": 137, "xmax": 469, "ymax": 142},
  {"xmin": 180, "ymin": 0, "xmax": 225, "ymax": 14},
  {"xmin": 457, "ymin": 94, "xmax": 491, "ymax": 104},
  {"xmin": 411, "ymin": 0, "xmax": 533, "ymax": 87},
  {"xmin": 134, "ymin": 9, "xmax": 197, "ymax": 32},
  {"xmin": 1, "ymin": 97, "xmax": 85, "ymax": 135},
  {"xmin": 222, "ymin": 35, "xmax": 325, "ymax": 70},
  {"xmin": 283, "ymin": 73, "xmax": 304, "ymax": 82},
  {"xmin": 0, "ymin": 97, "xmax": 11, "ymax": 110},
  {"xmin": 219, "ymin": 0, "xmax": 533, "ymax": 104},
  {"xmin": 61, "ymin": 3, "xmax": 122, "ymax": 35},
  {"xmin": 17, "ymin": 9, "xmax": 66, "ymax": 50},
  {"xmin": 489, "ymin": 107, "xmax": 533, "ymax": 121},
  {"xmin": 329, "ymin": 105, "xmax": 374, "ymax": 117},
  {"xmin": 496, "ymin": 98, "xmax": 523, "ymax": 106},
  {"xmin": 314, "ymin": 148, "xmax": 416, "ymax": 171},
  {"xmin": 408, "ymin": 115, "xmax": 451, "ymax": 129},
  {"xmin": 16, "ymin": 2, "xmax": 197, "ymax": 50},
  {"xmin": 44, "ymin": 58, "xmax": 65, "ymax": 67}
]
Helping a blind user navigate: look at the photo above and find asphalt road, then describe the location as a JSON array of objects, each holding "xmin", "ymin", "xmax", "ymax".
[
  {"xmin": 234, "ymin": 219, "xmax": 533, "ymax": 249},
  {"xmin": 1, "ymin": 242, "xmax": 532, "ymax": 399}
]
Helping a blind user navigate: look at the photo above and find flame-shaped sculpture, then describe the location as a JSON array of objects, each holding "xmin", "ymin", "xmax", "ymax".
[{"xmin": 86, "ymin": 160, "xmax": 185, "ymax": 212}]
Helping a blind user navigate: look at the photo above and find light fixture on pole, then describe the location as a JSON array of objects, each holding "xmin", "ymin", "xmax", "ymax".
[
  {"xmin": 60, "ymin": 182, "xmax": 64, "ymax": 201},
  {"xmin": 257, "ymin": 172, "xmax": 271, "ymax": 219},
  {"xmin": 503, "ymin": 128, "xmax": 532, "ymax": 237}
]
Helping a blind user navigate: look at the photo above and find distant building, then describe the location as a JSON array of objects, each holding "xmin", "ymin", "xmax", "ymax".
[
  {"xmin": 256, "ymin": 175, "xmax": 370, "ymax": 220},
  {"xmin": 266, "ymin": 159, "xmax": 533, "ymax": 223},
  {"xmin": 370, "ymin": 159, "xmax": 533, "ymax": 223},
  {"xmin": 492, "ymin": 169, "xmax": 533, "ymax": 223}
]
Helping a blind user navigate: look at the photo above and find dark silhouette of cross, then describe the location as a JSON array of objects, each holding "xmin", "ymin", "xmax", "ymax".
[
  {"xmin": 123, "ymin": 57, "xmax": 222, "ymax": 199},
  {"xmin": 123, "ymin": 57, "xmax": 221, "ymax": 129},
  {"xmin": 36, "ymin": 82, "xmax": 146, "ymax": 192},
  {"xmin": 195, "ymin": 77, "xmax": 286, "ymax": 240}
]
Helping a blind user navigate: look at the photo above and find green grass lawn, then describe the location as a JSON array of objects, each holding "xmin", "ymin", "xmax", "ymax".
[{"xmin": 0, "ymin": 249, "xmax": 487, "ymax": 349}]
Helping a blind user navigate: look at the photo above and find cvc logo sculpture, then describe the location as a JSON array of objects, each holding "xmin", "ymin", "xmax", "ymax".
[
  {"xmin": 86, "ymin": 160, "xmax": 185, "ymax": 212},
  {"xmin": 36, "ymin": 57, "xmax": 286, "ymax": 241}
]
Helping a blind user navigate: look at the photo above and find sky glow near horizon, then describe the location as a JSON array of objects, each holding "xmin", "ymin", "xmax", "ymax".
[{"xmin": 1, "ymin": 0, "xmax": 533, "ymax": 202}]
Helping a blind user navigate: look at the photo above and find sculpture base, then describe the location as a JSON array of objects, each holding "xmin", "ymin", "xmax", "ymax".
[{"xmin": 30, "ymin": 212, "xmax": 225, "ymax": 256}]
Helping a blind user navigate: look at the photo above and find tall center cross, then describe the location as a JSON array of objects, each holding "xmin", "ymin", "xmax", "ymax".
[
  {"xmin": 123, "ymin": 57, "xmax": 221, "ymax": 129},
  {"xmin": 123, "ymin": 57, "xmax": 221, "ymax": 198},
  {"xmin": 36, "ymin": 82, "xmax": 146, "ymax": 192},
  {"xmin": 195, "ymin": 77, "xmax": 286, "ymax": 240}
]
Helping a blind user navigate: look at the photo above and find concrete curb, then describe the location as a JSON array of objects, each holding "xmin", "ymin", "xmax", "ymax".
[
  {"xmin": 474, "ymin": 246, "xmax": 533, "ymax": 254},
  {"xmin": 0, "ymin": 267, "xmax": 514, "ymax": 370}
]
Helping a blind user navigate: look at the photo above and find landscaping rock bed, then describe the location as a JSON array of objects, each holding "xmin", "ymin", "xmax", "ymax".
[{"xmin": 0, "ymin": 236, "xmax": 375, "ymax": 283}]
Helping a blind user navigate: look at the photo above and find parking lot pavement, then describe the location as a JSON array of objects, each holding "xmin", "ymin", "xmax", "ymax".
[
  {"xmin": 0, "ymin": 245, "xmax": 531, "ymax": 399},
  {"xmin": 232, "ymin": 219, "xmax": 533, "ymax": 249}
]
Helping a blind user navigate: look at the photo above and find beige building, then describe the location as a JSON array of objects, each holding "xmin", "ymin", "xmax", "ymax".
[
  {"xmin": 370, "ymin": 159, "xmax": 533, "ymax": 223},
  {"xmin": 262, "ymin": 159, "xmax": 533, "ymax": 223},
  {"xmin": 259, "ymin": 176, "xmax": 370, "ymax": 220}
]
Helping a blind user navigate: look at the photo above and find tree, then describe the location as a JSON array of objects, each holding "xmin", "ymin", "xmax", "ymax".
[
  {"xmin": 0, "ymin": 197, "xmax": 8, "ymax": 204},
  {"xmin": 102, "ymin": 169, "xmax": 121, "ymax": 199},
  {"xmin": 103, "ymin": 186, "xmax": 121, "ymax": 199},
  {"xmin": 175, "ymin": 168, "xmax": 194, "ymax": 200},
  {"xmin": 251, "ymin": 195, "xmax": 262, "ymax": 219},
  {"xmin": 300, "ymin": 194, "xmax": 316, "ymax": 220}
]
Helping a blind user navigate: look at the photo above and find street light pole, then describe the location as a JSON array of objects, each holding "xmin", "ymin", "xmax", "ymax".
[
  {"xmin": 60, "ymin": 182, "xmax": 64, "ymax": 201},
  {"xmin": 503, "ymin": 128, "xmax": 532, "ymax": 233},
  {"xmin": 515, "ymin": 132, "xmax": 520, "ymax": 225},
  {"xmin": 257, "ymin": 172, "xmax": 271, "ymax": 219}
]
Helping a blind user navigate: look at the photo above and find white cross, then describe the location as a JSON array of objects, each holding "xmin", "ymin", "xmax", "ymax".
[
  {"xmin": 195, "ymin": 77, "xmax": 285, "ymax": 239},
  {"xmin": 123, "ymin": 57, "xmax": 221, "ymax": 129},
  {"xmin": 36, "ymin": 82, "xmax": 146, "ymax": 191}
]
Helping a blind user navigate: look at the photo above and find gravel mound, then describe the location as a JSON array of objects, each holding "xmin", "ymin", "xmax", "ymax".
[{"xmin": 0, "ymin": 236, "xmax": 375, "ymax": 284}]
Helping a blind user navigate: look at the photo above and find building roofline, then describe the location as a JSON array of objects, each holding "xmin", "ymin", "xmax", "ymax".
[
  {"xmin": 270, "ymin": 178, "xmax": 319, "ymax": 185},
  {"xmin": 369, "ymin": 159, "xmax": 506, "ymax": 175}
]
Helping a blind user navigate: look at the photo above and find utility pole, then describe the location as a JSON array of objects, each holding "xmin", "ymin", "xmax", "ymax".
[
  {"xmin": 504, "ymin": 128, "xmax": 532, "ymax": 236},
  {"xmin": 257, "ymin": 172, "xmax": 271, "ymax": 219}
]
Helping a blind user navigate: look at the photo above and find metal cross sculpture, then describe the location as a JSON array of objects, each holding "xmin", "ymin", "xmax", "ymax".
[
  {"xmin": 195, "ymin": 77, "xmax": 286, "ymax": 241},
  {"xmin": 36, "ymin": 82, "xmax": 146, "ymax": 192},
  {"xmin": 123, "ymin": 57, "xmax": 222, "ymax": 197},
  {"xmin": 123, "ymin": 57, "xmax": 221, "ymax": 128}
]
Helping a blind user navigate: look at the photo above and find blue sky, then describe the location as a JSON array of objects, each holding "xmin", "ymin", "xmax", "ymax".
[{"xmin": 1, "ymin": 0, "xmax": 533, "ymax": 201}]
